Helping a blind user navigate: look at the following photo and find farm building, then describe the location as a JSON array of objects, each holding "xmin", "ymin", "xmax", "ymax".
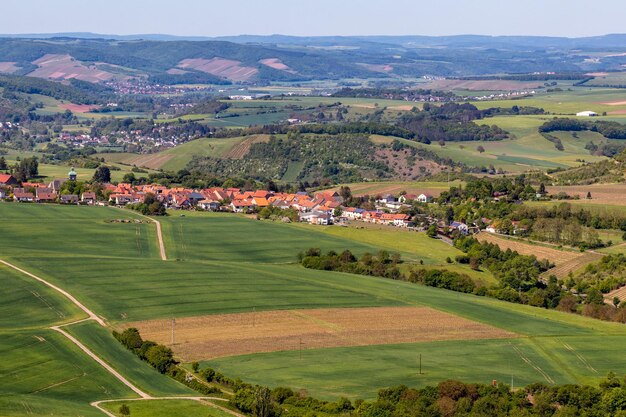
[
  {"xmin": 576, "ymin": 111, "xmax": 598, "ymax": 117},
  {"xmin": 0, "ymin": 174, "xmax": 18, "ymax": 187}
]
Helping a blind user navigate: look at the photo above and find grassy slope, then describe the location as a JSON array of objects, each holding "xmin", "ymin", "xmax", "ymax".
[
  {"xmin": 2, "ymin": 204, "xmax": 626, "ymax": 406},
  {"xmin": 67, "ymin": 322, "xmax": 193, "ymax": 397},
  {"xmin": 98, "ymin": 135, "xmax": 252, "ymax": 171},
  {"xmin": 102, "ymin": 400, "xmax": 234, "ymax": 417},
  {"xmin": 0, "ymin": 264, "xmax": 136, "ymax": 416}
]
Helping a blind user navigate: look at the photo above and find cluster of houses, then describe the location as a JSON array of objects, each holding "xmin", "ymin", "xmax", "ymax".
[
  {"xmin": 0, "ymin": 170, "xmax": 443, "ymax": 229},
  {"xmin": 59, "ymin": 123, "xmax": 202, "ymax": 151}
]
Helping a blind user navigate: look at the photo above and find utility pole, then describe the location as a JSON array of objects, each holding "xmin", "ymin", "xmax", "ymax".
[
  {"xmin": 419, "ymin": 353, "xmax": 422, "ymax": 375},
  {"xmin": 299, "ymin": 338, "xmax": 303, "ymax": 360},
  {"xmin": 171, "ymin": 318, "xmax": 176, "ymax": 345}
]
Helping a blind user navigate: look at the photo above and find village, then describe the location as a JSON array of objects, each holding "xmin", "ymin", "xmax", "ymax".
[{"xmin": 0, "ymin": 169, "xmax": 491, "ymax": 235}]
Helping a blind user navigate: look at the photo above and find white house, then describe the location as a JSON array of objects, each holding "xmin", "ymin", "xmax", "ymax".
[
  {"xmin": 576, "ymin": 111, "xmax": 598, "ymax": 117},
  {"xmin": 300, "ymin": 211, "xmax": 332, "ymax": 225},
  {"xmin": 198, "ymin": 199, "xmax": 220, "ymax": 211},
  {"xmin": 417, "ymin": 193, "xmax": 433, "ymax": 203},
  {"xmin": 450, "ymin": 221, "xmax": 469, "ymax": 235}
]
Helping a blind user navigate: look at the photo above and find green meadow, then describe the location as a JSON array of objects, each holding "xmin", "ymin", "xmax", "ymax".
[
  {"xmin": 102, "ymin": 400, "xmax": 234, "ymax": 417},
  {"xmin": 2, "ymin": 204, "xmax": 626, "ymax": 410}
]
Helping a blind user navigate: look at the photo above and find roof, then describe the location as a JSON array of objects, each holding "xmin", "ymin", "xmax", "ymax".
[{"xmin": 0, "ymin": 174, "xmax": 16, "ymax": 184}]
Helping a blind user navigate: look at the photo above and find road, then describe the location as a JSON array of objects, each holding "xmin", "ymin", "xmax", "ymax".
[{"xmin": 0, "ymin": 259, "xmax": 105, "ymax": 326}]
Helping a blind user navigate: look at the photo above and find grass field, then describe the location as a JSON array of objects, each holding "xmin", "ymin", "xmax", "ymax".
[
  {"xmin": 102, "ymin": 400, "xmax": 234, "ymax": 417},
  {"xmin": 97, "ymin": 134, "xmax": 271, "ymax": 171},
  {"xmin": 2, "ymin": 203, "xmax": 626, "ymax": 410}
]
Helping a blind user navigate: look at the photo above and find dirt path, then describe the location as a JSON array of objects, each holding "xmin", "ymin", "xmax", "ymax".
[
  {"xmin": 0, "ymin": 259, "xmax": 105, "ymax": 326},
  {"xmin": 121, "ymin": 208, "xmax": 167, "ymax": 261},
  {"xmin": 52, "ymin": 325, "xmax": 150, "ymax": 398}
]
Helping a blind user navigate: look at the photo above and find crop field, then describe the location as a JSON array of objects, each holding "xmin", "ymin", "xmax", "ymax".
[
  {"xmin": 472, "ymin": 88, "xmax": 626, "ymax": 116},
  {"xmin": 98, "ymin": 135, "xmax": 271, "ymax": 171},
  {"xmin": 475, "ymin": 232, "xmax": 581, "ymax": 265},
  {"xmin": 2, "ymin": 204, "xmax": 626, "ymax": 408},
  {"xmin": 102, "ymin": 399, "xmax": 234, "ymax": 417},
  {"xmin": 545, "ymin": 184, "xmax": 626, "ymax": 206},
  {"xmin": 209, "ymin": 335, "xmax": 626, "ymax": 399},
  {"xmin": 129, "ymin": 307, "xmax": 515, "ymax": 361},
  {"xmin": 326, "ymin": 180, "xmax": 463, "ymax": 197}
]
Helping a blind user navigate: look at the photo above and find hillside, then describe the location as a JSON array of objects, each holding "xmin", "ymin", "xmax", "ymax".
[{"xmin": 0, "ymin": 36, "xmax": 625, "ymax": 84}]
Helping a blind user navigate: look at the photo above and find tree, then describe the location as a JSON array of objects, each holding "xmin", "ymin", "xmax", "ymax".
[
  {"xmin": 254, "ymin": 386, "xmax": 273, "ymax": 417},
  {"xmin": 122, "ymin": 172, "xmax": 137, "ymax": 184},
  {"xmin": 586, "ymin": 191, "xmax": 592, "ymax": 199},
  {"xmin": 477, "ymin": 145, "xmax": 485, "ymax": 153},
  {"xmin": 92, "ymin": 166, "xmax": 111, "ymax": 183},
  {"xmin": 427, "ymin": 224, "xmax": 438, "ymax": 238},
  {"xmin": 119, "ymin": 404, "xmax": 130, "ymax": 416},
  {"xmin": 0, "ymin": 156, "xmax": 6, "ymax": 170},
  {"xmin": 144, "ymin": 345, "xmax": 175, "ymax": 373}
]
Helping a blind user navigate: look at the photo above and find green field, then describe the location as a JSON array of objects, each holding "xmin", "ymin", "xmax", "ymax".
[
  {"xmin": 102, "ymin": 399, "xmax": 234, "ymax": 417},
  {"xmin": 97, "ymin": 135, "xmax": 268, "ymax": 171},
  {"xmin": 2, "ymin": 203, "xmax": 626, "ymax": 411}
]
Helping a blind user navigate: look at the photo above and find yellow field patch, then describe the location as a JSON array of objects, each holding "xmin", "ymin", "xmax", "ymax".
[{"xmin": 128, "ymin": 306, "xmax": 516, "ymax": 361}]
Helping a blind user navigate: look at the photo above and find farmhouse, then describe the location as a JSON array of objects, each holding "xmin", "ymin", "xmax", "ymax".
[
  {"xmin": 450, "ymin": 221, "xmax": 469, "ymax": 235},
  {"xmin": 300, "ymin": 211, "xmax": 332, "ymax": 225},
  {"xmin": 417, "ymin": 193, "xmax": 434, "ymax": 203},
  {"xmin": 0, "ymin": 174, "xmax": 18, "ymax": 187},
  {"xmin": 60, "ymin": 194, "xmax": 79, "ymax": 204},
  {"xmin": 198, "ymin": 199, "xmax": 220, "ymax": 211},
  {"xmin": 13, "ymin": 188, "xmax": 34, "ymax": 202},
  {"xmin": 81, "ymin": 192, "xmax": 96, "ymax": 204},
  {"xmin": 576, "ymin": 110, "xmax": 598, "ymax": 117},
  {"xmin": 36, "ymin": 188, "xmax": 57, "ymax": 203}
]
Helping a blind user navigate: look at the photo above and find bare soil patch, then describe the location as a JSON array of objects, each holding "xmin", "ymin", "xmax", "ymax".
[
  {"xmin": 606, "ymin": 286, "xmax": 626, "ymax": 303},
  {"xmin": 476, "ymin": 232, "xmax": 581, "ymax": 266},
  {"xmin": 476, "ymin": 233, "xmax": 602, "ymax": 279},
  {"xmin": 0, "ymin": 61, "xmax": 20, "ymax": 73},
  {"xmin": 259, "ymin": 58, "xmax": 295, "ymax": 73},
  {"xmin": 374, "ymin": 148, "xmax": 443, "ymax": 180},
  {"xmin": 545, "ymin": 184, "xmax": 626, "ymax": 206},
  {"xmin": 129, "ymin": 307, "xmax": 515, "ymax": 361},
  {"xmin": 602, "ymin": 101, "xmax": 626, "ymax": 106},
  {"xmin": 60, "ymin": 103, "xmax": 101, "ymax": 113},
  {"xmin": 424, "ymin": 79, "xmax": 542, "ymax": 91},
  {"xmin": 28, "ymin": 54, "xmax": 124, "ymax": 83},
  {"xmin": 223, "ymin": 135, "xmax": 270, "ymax": 159},
  {"xmin": 176, "ymin": 58, "xmax": 258, "ymax": 82}
]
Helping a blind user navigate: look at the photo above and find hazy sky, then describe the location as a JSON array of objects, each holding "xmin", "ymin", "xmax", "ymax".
[{"xmin": 2, "ymin": 0, "xmax": 624, "ymax": 38}]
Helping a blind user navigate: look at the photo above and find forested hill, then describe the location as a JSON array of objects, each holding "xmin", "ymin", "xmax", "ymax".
[{"xmin": 0, "ymin": 35, "xmax": 625, "ymax": 84}]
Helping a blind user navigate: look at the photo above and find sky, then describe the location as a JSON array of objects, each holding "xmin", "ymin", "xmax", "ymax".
[{"xmin": 1, "ymin": 0, "xmax": 624, "ymax": 38}]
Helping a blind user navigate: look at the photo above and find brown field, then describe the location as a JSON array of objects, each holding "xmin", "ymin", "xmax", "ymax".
[
  {"xmin": 259, "ymin": 58, "xmax": 295, "ymax": 73},
  {"xmin": 175, "ymin": 58, "xmax": 258, "ymax": 82},
  {"xmin": 541, "ymin": 252, "xmax": 603, "ymax": 279},
  {"xmin": 60, "ymin": 103, "xmax": 101, "ymax": 113},
  {"xmin": 129, "ymin": 307, "xmax": 516, "ymax": 361},
  {"xmin": 606, "ymin": 286, "xmax": 626, "ymax": 303},
  {"xmin": 476, "ymin": 233, "xmax": 601, "ymax": 279},
  {"xmin": 358, "ymin": 63, "xmax": 394, "ymax": 73},
  {"xmin": 0, "ymin": 61, "xmax": 20, "ymax": 73},
  {"xmin": 476, "ymin": 232, "xmax": 581, "ymax": 265},
  {"xmin": 327, "ymin": 181, "xmax": 453, "ymax": 197},
  {"xmin": 223, "ymin": 134, "xmax": 271, "ymax": 159},
  {"xmin": 603, "ymin": 101, "xmax": 626, "ymax": 106},
  {"xmin": 124, "ymin": 153, "xmax": 175, "ymax": 170},
  {"xmin": 424, "ymin": 79, "xmax": 542, "ymax": 91},
  {"xmin": 28, "ymin": 54, "xmax": 125, "ymax": 83},
  {"xmin": 546, "ymin": 184, "xmax": 626, "ymax": 206},
  {"xmin": 586, "ymin": 72, "xmax": 609, "ymax": 77}
]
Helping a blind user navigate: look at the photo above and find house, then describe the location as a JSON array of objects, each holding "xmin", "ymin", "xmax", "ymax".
[
  {"xmin": 81, "ymin": 192, "xmax": 96, "ymax": 205},
  {"xmin": 0, "ymin": 174, "xmax": 18, "ymax": 187},
  {"xmin": 111, "ymin": 194, "xmax": 134, "ymax": 206},
  {"xmin": 576, "ymin": 110, "xmax": 598, "ymax": 117},
  {"xmin": 450, "ymin": 221, "xmax": 469, "ymax": 235},
  {"xmin": 300, "ymin": 210, "xmax": 332, "ymax": 225},
  {"xmin": 187, "ymin": 191, "xmax": 205, "ymax": 206},
  {"xmin": 48, "ymin": 179, "xmax": 67, "ymax": 193},
  {"xmin": 230, "ymin": 199, "xmax": 254, "ymax": 213},
  {"xmin": 391, "ymin": 214, "xmax": 412, "ymax": 228},
  {"xmin": 198, "ymin": 199, "xmax": 220, "ymax": 211},
  {"xmin": 417, "ymin": 193, "xmax": 433, "ymax": 203},
  {"xmin": 343, "ymin": 207, "xmax": 365, "ymax": 220},
  {"xmin": 376, "ymin": 194, "xmax": 396, "ymax": 205},
  {"xmin": 60, "ymin": 194, "xmax": 79, "ymax": 204},
  {"xmin": 13, "ymin": 188, "xmax": 34, "ymax": 202},
  {"xmin": 36, "ymin": 188, "xmax": 57, "ymax": 203},
  {"xmin": 398, "ymin": 194, "xmax": 418, "ymax": 203}
]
